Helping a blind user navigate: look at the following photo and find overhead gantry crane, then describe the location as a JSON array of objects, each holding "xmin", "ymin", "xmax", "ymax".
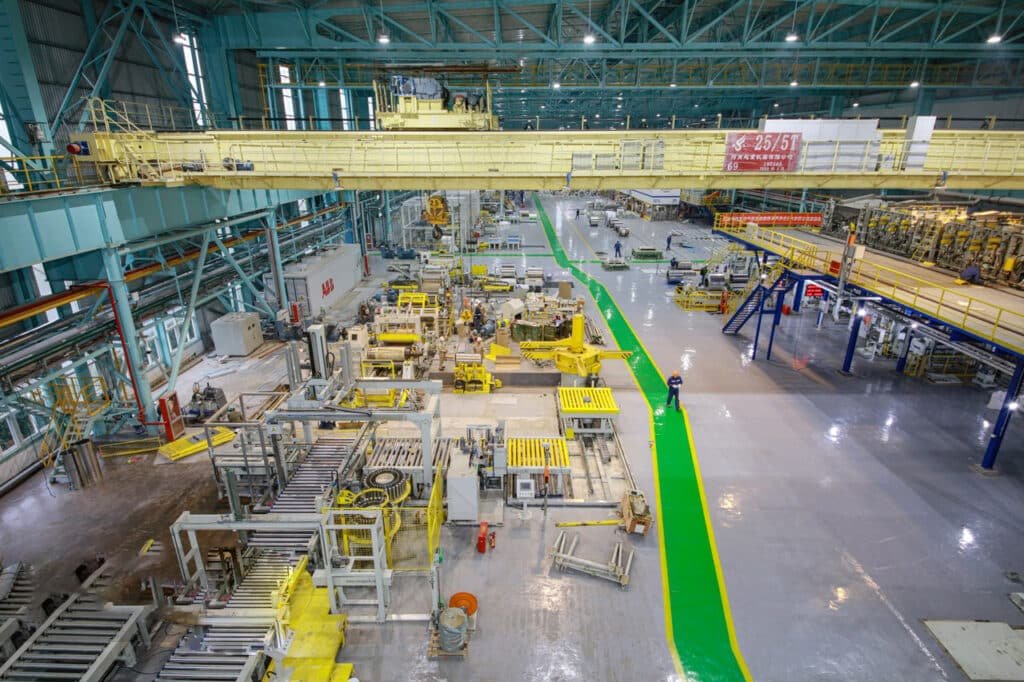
[{"xmin": 76, "ymin": 100, "xmax": 1024, "ymax": 191}]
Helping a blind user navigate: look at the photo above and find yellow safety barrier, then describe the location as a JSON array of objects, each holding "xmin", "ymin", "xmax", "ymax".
[
  {"xmin": 507, "ymin": 437, "xmax": 570, "ymax": 470},
  {"xmin": 158, "ymin": 426, "xmax": 236, "ymax": 461},
  {"xmin": 720, "ymin": 222, "xmax": 1024, "ymax": 354},
  {"xmin": 557, "ymin": 387, "xmax": 619, "ymax": 414}
]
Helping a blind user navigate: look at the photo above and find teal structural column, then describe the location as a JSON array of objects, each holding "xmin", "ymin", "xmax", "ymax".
[
  {"xmin": 914, "ymin": 89, "xmax": 935, "ymax": 115},
  {"xmin": 314, "ymin": 86, "xmax": 331, "ymax": 130},
  {"xmin": 266, "ymin": 212, "xmax": 288, "ymax": 311},
  {"xmin": 0, "ymin": 0, "xmax": 54, "ymax": 154},
  {"xmin": 199, "ymin": 20, "xmax": 242, "ymax": 127},
  {"xmin": 101, "ymin": 247, "xmax": 156, "ymax": 422},
  {"xmin": 383, "ymin": 191, "xmax": 393, "ymax": 244},
  {"xmin": 154, "ymin": 319, "xmax": 172, "ymax": 365}
]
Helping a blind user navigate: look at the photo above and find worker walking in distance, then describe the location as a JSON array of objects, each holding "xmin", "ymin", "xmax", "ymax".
[
  {"xmin": 666, "ymin": 370, "xmax": 682, "ymax": 411},
  {"xmin": 666, "ymin": 234, "xmax": 672, "ymax": 251},
  {"xmin": 575, "ymin": 208, "xmax": 581, "ymax": 220},
  {"xmin": 613, "ymin": 240, "xmax": 623, "ymax": 258}
]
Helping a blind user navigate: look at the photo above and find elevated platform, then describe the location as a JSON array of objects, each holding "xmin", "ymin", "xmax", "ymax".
[
  {"xmin": 557, "ymin": 387, "xmax": 619, "ymax": 416},
  {"xmin": 715, "ymin": 224, "xmax": 1024, "ymax": 357}
]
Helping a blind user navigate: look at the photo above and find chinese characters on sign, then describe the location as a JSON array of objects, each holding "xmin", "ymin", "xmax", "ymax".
[
  {"xmin": 717, "ymin": 212, "xmax": 823, "ymax": 227},
  {"xmin": 724, "ymin": 132, "xmax": 802, "ymax": 172}
]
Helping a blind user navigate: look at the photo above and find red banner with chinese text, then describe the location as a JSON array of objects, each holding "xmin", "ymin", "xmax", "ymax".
[
  {"xmin": 724, "ymin": 132, "xmax": 802, "ymax": 172},
  {"xmin": 717, "ymin": 212, "xmax": 823, "ymax": 227}
]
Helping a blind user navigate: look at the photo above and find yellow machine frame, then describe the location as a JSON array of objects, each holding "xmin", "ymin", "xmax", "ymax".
[{"xmin": 520, "ymin": 314, "xmax": 632, "ymax": 377}]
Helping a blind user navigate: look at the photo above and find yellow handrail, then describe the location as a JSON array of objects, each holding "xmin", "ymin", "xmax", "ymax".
[{"xmin": 720, "ymin": 223, "xmax": 1024, "ymax": 353}]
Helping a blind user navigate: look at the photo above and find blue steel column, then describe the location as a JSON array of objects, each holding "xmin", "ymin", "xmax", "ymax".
[
  {"xmin": 765, "ymin": 290, "xmax": 784, "ymax": 361},
  {"xmin": 981, "ymin": 359, "xmax": 1024, "ymax": 470},
  {"xmin": 751, "ymin": 289, "xmax": 767, "ymax": 360},
  {"xmin": 102, "ymin": 248, "xmax": 156, "ymax": 422},
  {"xmin": 896, "ymin": 328, "xmax": 913, "ymax": 373},
  {"xmin": 792, "ymin": 280, "xmax": 805, "ymax": 312},
  {"xmin": 842, "ymin": 303, "xmax": 865, "ymax": 373},
  {"xmin": 383, "ymin": 191, "xmax": 393, "ymax": 244}
]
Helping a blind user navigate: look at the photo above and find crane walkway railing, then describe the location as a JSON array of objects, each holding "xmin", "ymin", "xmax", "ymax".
[{"xmin": 716, "ymin": 223, "xmax": 1024, "ymax": 355}]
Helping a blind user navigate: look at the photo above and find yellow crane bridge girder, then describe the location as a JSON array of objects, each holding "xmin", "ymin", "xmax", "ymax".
[{"xmin": 80, "ymin": 126, "xmax": 1024, "ymax": 191}]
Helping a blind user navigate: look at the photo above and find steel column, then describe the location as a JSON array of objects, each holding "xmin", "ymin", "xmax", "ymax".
[
  {"xmin": 266, "ymin": 213, "xmax": 287, "ymax": 311},
  {"xmin": 980, "ymin": 359, "xmax": 1024, "ymax": 470},
  {"xmin": 766, "ymin": 291, "xmax": 784, "ymax": 361},
  {"xmin": 101, "ymin": 247, "xmax": 156, "ymax": 421},
  {"xmin": 164, "ymin": 234, "xmax": 210, "ymax": 395},
  {"xmin": 751, "ymin": 289, "xmax": 766, "ymax": 360},
  {"xmin": 842, "ymin": 303, "xmax": 865, "ymax": 373},
  {"xmin": 211, "ymin": 235, "xmax": 275, "ymax": 316},
  {"xmin": 792, "ymin": 279, "xmax": 805, "ymax": 312},
  {"xmin": 896, "ymin": 329, "xmax": 913, "ymax": 373}
]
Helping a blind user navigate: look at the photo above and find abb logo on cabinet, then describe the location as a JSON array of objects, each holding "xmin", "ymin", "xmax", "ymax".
[
  {"xmin": 321, "ymin": 278, "xmax": 335, "ymax": 297},
  {"xmin": 724, "ymin": 132, "xmax": 802, "ymax": 172},
  {"xmin": 717, "ymin": 212, "xmax": 823, "ymax": 227}
]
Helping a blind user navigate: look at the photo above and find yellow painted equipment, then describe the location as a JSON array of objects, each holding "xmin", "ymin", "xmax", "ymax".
[
  {"xmin": 520, "ymin": 314, "xmax": 632, "ymax": 377},
  {"xmin": 484, "ymin": 343, "xmax": 511, "ymax": 361},
  {"xmin": 480, "ymin": 277, "xmax": 513, "ymax": 292},
  {"xmin": 554, "ymin": 519, "xmax": 621, "ymax": 528},
  {"xmin": 470, "ymin": 264, "xmax": 488, "ymax": 278},
  {"xmin": 377, "ymin": 331, "xmax": 422, "ymax": 345},
  {"xmin": 453, "ymin": 363, "xmax": 501, "ymax": 393},
  {"xmin": 158, "ymin": 426, "xmax": 236, "ymax": 461},
  {"xmin": 557, "ymin": 387, "xmax": 619, "ymax": 415},
  {"xmin": 80, "ymin": 99, "xmax": 1024, "ymax": 190},
  {"xmin": 262, "ymin": 556, "xmax": 353, "ymax": 682},
  {"xmin": 507, "ymin": 437, "xmax": 570, "ymax": 470},
  {"xmin": 373, "ymin": 79, "xmax": 498, "ymax": 131},
  {"xmin": 422, "ymin": 195, "xmax": 451, "ymax": 226},
  {"xmin": 397, "ymin": 291, "xmax": 439, "ymax": 308},
  {"xmin": 341, "ymin": 388, "xmax": 410, "ymax": 409}
]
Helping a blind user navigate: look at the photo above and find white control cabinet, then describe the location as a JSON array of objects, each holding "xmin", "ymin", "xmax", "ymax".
[
  {"xmin": 446, "ymin": 450, "xmax": 479, "ymax": 523},
  {"xmin": 210, "ymin": 312, "xmax": 264, "ymax": 357}
]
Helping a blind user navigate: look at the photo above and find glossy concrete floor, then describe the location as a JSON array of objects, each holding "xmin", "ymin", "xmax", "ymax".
[
  {"xmin": 4, "ymin": 203, "xmax": 1024, "ymax": 680},
  {"xmin": 537, "ymin": 194, "xmax": 1024, "ymax": 681}
]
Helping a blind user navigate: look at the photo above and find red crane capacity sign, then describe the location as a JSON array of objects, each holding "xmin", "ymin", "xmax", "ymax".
[{"xmin": 724, "ymin": 132, "xmax": 802, "ymax": 172}]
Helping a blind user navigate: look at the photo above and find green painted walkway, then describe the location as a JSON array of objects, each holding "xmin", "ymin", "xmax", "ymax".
[{"xmin": 534, "ymin": 196, "xmax": 749, "ymax": 681}]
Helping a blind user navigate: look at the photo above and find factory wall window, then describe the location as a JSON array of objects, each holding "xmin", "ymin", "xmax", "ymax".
[
  {"xmin": 31, "ymin": 265, "xmax": 58, "ymax": 323},
  {"xmin": 367, "ymin": 96, "xmax": 376, "ymax": 130},
  {"xmin": 279, "ymin": 66, "xmax": 297, "ymax": 130},
  {"xmin": 339, "ymin": 91, "xmax": 352, "ymax": 130},
  {"xmin": 0, "ymin": 416, "xmax": 14, "ymax": 452},
  {"xmin": 0, "ymin": 101, "xmax": 24, "ymax": 190},
  {"xmin": 178, "ymin": 33, "xmax": 209, "ymax": 127},
  {"xmin": 14, "ymin": 411, "xmax": 35, "ymax": 440}
]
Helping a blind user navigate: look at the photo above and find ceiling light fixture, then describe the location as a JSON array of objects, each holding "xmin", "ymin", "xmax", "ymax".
[
  {"xmin": 785, "ymin": 32, "xmax": 798, "ymax": 42},
  {"xmin": 773, "ymin": 102, "xmax": 780, "ymax": 108},
  {"xmin": 377, "ymin": 32, "xmax": 390, "ymax": 44},
  {"xmin": 790, "ymin": 80, "xmax": 798, "ymax": 87},
  {"xmin": 669, "ymin": 82, "xmax": 677, "ymax": 88},
  {"xmin": 852, "ymin": 102, "xmax": 860, "ymax": 108},
  {"xmin": 910, "ymin": 80, "xmax": 920, "ymax": 88},
  {"xmin": 583, "ymin": 34, "xmax": 596, "ymax": 44},
  {"xmin": 552, "ymin": 81, "xmax": 561, "ymax": 89},
  {"xmin": 988, "ymin": 34, "xmax": 1002, "ymax": 44},
  {"xmin": 318, "ymin": 80, "xmax": 326, "ymax": 87}
]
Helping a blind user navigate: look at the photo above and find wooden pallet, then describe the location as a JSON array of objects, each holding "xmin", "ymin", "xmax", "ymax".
[{"xmin": 427, "ymin": 626, "xmax": 468, "ymax": 659}]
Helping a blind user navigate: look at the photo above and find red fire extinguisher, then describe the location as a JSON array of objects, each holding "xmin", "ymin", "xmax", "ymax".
[{"xmin": 476, "ymin": 521, "xmax": 489, "ymax": 554}]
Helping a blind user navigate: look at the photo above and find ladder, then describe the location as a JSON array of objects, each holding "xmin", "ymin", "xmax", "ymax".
[
  {"xmin": 911, "ymin": 220, "xmax": 943, "ymax": 263},
  {"xmin": 722, "ymin": 272, "xmax": 791, "ymax": 335}
]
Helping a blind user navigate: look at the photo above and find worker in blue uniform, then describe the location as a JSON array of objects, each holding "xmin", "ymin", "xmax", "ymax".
[
  {"xmin": 666, "ymin": 370, "xmax": 682, "ymax": 411},
  {"xmin": 959, "ymin": 262, "xmax": 982, "ymax": 284},
  {"xmin": 666, "ymin": 234, "xmax": 672, "ymax": 251},
  {"xmin": 613, "ymin": 240, "xmax": 623, "ymax": 258}
]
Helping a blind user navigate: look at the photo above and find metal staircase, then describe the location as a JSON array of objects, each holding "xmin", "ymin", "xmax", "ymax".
[
  {"xmin": 34, "ymin": 377, "xmax": 110, "ymax": 478},
  {"xmin": 723, "ymin": 271, "xmax": 791, "ymax": 335}
]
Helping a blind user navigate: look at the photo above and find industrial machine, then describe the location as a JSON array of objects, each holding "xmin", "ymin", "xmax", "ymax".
[
  {"xmin": 373, "ymin": 75, "xmax": 498, "ymax": 131},
  {"xmin": 631, "ymin": 247, "xmax": 663, "ymax": 261},
  {"xmin": 520, "ymin": 314, "xmax": 632, "ymax": 380},
  {"xmin": 185, "ymin": 382, "xmax": 227, "ymax": 424}
]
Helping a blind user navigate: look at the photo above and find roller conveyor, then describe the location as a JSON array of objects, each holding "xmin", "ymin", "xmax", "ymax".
[
  {"xmin": 248, "ymin": 437, "xmax": 352, "ymax": 553},
  {"xmin": 364, "ymin": 437, "xmax": 457, "ymax": 473},
  {"xmin": 0, "ymin": 565, "xmax": 34, "ymax": 620},
  {"xmin": 155, "ymin": 552, "xmax": 292, "ymax": 682},
  {"xmin": 0, "ymin": 564, "xmax": 152, "ymax": 681}
]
